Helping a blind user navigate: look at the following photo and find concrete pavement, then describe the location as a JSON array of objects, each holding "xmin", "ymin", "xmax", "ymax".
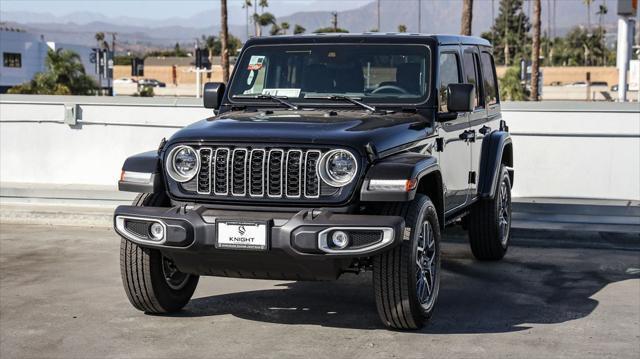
[{"xmin": 0, "ymin": 225, "xmax": 639, "ymax": 358}]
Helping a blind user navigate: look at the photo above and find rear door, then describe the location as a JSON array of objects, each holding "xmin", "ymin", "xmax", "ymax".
[
  {"xmin": 469, "ymin": 50, "xmax": 502, "ymax": 199},
  {"xmin": 437, "ymin": 46, "xmax": 472, "ymax": 212},
  {"xmin": 461, "ymin": 46, "xmax": 487, "ymax": 201}
]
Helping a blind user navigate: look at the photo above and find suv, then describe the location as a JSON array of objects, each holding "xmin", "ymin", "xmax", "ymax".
[{"xmin": 114, "ymin": 34, "xmax": 513, "ymax": 330}]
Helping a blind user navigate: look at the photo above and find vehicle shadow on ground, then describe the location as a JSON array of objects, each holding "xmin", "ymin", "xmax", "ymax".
[{"xmin": 176, "ymin": 243, "xmax": 638, "ymax": 333}]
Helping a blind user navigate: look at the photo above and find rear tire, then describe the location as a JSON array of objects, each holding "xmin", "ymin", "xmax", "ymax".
[
  {"xmin": 372, "ymin": 194, "xmax": 441, "ymax": 330},
  {"xmin": 120, "ymin": 193, "xmax": 199, "ymax": 313},
  {"xmin": 467, "ymin": 165, "xmax": 512, "ymax": 261}
]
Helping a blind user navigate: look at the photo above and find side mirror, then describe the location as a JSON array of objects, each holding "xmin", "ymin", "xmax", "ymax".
[
  {"xmin": 446, "ymin": 83, "xmax": 475, "ymax": 113},
  {"xmin": 203, "ymin": 82, "xmax": 226, "ymax": 109}
]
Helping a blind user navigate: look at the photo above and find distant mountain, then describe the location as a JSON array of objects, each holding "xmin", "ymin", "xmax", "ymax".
[{"xmin": 0, "ymin": 0, "xmax": 622, "ymax": 52}]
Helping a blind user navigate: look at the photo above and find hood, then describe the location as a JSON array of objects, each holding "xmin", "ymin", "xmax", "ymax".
[{"xmin": 168, "ymin": 109, "xmax": 435, "ymax": 154}]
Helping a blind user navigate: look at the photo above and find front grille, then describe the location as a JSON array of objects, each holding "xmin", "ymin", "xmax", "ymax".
[{"xmin": 194, "ymin": 146, "xmax": 322, "ymax": 200}]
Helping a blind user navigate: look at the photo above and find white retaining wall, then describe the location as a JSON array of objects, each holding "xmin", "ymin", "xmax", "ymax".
[{"xmin": 1, "ymin": 95, "xmax": 639, "ymax": 201}]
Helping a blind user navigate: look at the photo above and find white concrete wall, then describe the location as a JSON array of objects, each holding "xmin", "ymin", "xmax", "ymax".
[{"xmin": 1, "ymin": 95, "xmax": 639, "ymax": 201}]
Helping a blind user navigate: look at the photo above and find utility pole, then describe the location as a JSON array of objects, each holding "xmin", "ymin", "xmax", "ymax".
[
  {"xmin": 616, "ymin": 0, "xmax": 637, "ymax": 102},
  {"xmin": 377, "ymin": 0, "xmax": 381, "ymax": 31},
  {"xmin": 331, "ymin": 11, "xmax": 338, "ymax": 32},
  {"xmin": 418, "ymin": 0, "xmax": 422, "ymax": 33}
]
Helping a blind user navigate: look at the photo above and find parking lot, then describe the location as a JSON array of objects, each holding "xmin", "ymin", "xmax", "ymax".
[{"xmin": 1, "ymin": 225, "xmax": 638, "ymax": 359}]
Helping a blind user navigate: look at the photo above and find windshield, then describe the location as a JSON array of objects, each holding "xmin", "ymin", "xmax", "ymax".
[{"xmin": 228, "ymin": 44, "xmax": 431, "ymax": 105}]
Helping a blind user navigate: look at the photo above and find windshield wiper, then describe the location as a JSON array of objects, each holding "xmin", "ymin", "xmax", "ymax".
[
  {"xmin": 306, "ymin": 95, "xmax": 376, "ymax": 112},
  {"xmin": 232, "ymin": 94, "xmax": 298, "ymax": 110}
]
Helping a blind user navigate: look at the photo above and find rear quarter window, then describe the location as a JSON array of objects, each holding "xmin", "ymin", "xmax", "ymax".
[{"xmin": 480, "ymin": 52, "xmax": 499, "ymax": 105}]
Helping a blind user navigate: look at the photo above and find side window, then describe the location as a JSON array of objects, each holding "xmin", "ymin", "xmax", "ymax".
[
  {"xmin": 438, "ymin": 53, "xmax": 460, "ymax": 112},
  {"xmin": 462, "ymin": 51, "xmax": 480, "ymax": 108},
  {"xmin": 481, "ymin": 52, "xmax": 498, "ymax": 105}
]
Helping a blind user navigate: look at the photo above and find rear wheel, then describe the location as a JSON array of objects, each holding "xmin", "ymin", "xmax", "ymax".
[
  {"xmin": 372, "ymin": 194, "xmax": 441, "ymax": 330},
  {"xmin": 467, "ymin": 165, "xmax": 512, "ymax": 261},
  {"xmin": 120, "ymin": 193, "xmax": 199, "ymax": 313}
]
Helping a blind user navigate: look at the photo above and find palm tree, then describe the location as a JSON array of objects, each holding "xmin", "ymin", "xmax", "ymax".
[
  {"xmin": 259, "ymin": 0, "xmax": 268, "ymax": 13},
  {"xmin": 281, "ymin": 22, "xmax": 290, "ymax": 35},
  {"xmin": 583, "ymin": 0, "xmax": 593, "ymax": 29},
  {"xmin": 596, "ymin": 3, "xmax": 607, "ymax": 28},
  {"xmin": 220, "ymin": 0, "xmax": 230, "ymax": 83},
  {"xmin": 530, "ymin": 0, "xmax": 541, "ymax": 101},
  {"xmin": 253, "ymin": 12, "xmax": 276, "ymax": 36},
  {"xmin": 95, "ymin": 32, "xmax": 105, "ymax": 48},
  {"xmin": 242, "ymin": 0, "xmax": 252, "ymax": 39},
  {"xmin": 460, "ymin": 0, "xmax": 473, "ymax": 36},
  {"xmin": 293, "ymin": 24, "xmax": 306, "ymax": 35}
]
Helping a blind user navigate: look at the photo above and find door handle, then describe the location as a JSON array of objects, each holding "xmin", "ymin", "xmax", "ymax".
[
  {"xmin": 479, "ymin": 125, "xmax": 491, "ymax": 135},
  {"xmin": 459, "ymin": 130, "xmax": 476, "ymax": 142}
]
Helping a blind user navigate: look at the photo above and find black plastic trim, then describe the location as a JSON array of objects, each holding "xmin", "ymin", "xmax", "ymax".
[
  {"xmin": 360, "ymin": 152, "xmax": 440, "ymax": 202},
  {"xmin": 477, "ymin": 130, "xmax": 513, "ymax": 198}
]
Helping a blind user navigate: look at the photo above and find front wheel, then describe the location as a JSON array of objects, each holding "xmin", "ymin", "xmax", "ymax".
[
  {"xmin": 120, "ymin": 193, "xmax": 199, "ymax": 313},
  {"xmin": 372, "ymin": 194, "xmax": 441, "ymax": 330}
]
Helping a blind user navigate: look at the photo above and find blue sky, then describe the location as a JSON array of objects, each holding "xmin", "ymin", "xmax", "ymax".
[{"xmin": 0, "ymin": 0, "xmax": 371, "ymax": 19}]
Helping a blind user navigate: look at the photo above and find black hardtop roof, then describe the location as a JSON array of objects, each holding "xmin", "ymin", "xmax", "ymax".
[{"xmin": 244, "ymin": 33, "xmax": 491, "ymax": 47}]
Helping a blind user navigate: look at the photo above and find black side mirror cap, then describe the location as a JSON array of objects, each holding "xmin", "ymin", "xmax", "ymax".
[
  {"xmin": 203, "ymin": 82, "xmax": 226, "ymax": 109},
  {"xmin": 446, "ymin": 83, "xmax": 475, "ymax": 113}
]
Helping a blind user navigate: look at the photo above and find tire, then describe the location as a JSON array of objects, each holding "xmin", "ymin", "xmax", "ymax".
[
  {"xmin": 467, "ymin": 164, "xmax": 512, "ymax": 261},
  {"xmin": 120, "ymin": 193, "xmax": 199, "ymax": 313},
  {"xmin": 372, "ymin": 194, "xmax": 441, "ymax": 330}
]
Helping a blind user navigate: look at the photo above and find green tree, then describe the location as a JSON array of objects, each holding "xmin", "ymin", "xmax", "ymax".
[
  {"xmin": 550, "ymin": 26, "xmax": 608, "ymax": 66},
  {"xmin": 499, "ymin": 66, "xmax": 528, "ymax": 101},
  {"xmin": 481, "ymin": 0, "xmax": 531, "ymax": 66},
  {"xmin": 398, "ymin": 24, "xmax": 407, "ymax": 33},
  {"xmin": 293, "ymin": 24, "xmax": 306, "ymax": 35},
  {"xmin": 253, "ymin": 12, "xmax": 276, "ymax": 36},
  {"xmin": 313, "ymin": 27, "xmax": 349, "ymax": 33},
  {"xmin": 9, "ymin": 49, "xmax": 98, "ymax": 95},
  {"xmin": 281, "ymin": 22, "xmax": 290, "ymax": 34}
]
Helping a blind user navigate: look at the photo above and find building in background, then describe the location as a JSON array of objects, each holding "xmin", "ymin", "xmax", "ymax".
[{"xmin": 0, "ymin": 26, "xmax": 102, "ymax": 93}]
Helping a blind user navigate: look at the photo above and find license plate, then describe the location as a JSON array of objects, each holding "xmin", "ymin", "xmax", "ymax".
[{"xmin": 216, "ymin": 220, "xmax": 268, "ymax": 251}]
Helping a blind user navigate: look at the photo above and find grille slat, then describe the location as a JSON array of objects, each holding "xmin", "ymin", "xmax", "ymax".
[{"xmin": 185, "ymin": 146, "xmax": 325, "ymax": 200}]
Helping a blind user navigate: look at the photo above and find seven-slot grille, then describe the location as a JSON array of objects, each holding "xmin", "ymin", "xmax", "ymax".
[{"xmin": 194, "ymin": 147, "xmax": 322, "ymax": 199}]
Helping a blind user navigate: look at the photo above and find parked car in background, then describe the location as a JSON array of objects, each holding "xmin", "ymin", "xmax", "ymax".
[
  {"xmin": 138, "ymin": 79, "xmax": 166, "ymax": 88},
  {"xmin": 113, "ymin": 77, "xmax": 137, "ymax": 84}
]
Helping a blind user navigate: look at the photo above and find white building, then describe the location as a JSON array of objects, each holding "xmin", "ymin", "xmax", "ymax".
[{"xmin": 0, "ymin": 27, "xmax": 103, "ymax": 93}]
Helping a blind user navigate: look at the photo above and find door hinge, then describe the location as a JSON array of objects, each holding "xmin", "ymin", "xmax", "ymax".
[
  {"xmin": 435, "ymin": 137, "xmax": 444, "ymax": 152},
  {"xmin": 468, "ymin": 171, "xmax": 476, "ymax": 184}
]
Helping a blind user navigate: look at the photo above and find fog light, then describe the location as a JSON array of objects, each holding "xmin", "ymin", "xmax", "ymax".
[
  {"xmin": 149, "ymin": 222, "xmax": 164, "ymax": 240},
  {"xmin": 331, "ymin": 231, "xmax": 349, "ymax": 249}
]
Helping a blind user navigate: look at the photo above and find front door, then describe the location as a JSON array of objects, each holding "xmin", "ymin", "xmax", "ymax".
[{"xmin": 436, "ymin": 48, "xmax": 471, "ymax": 212}]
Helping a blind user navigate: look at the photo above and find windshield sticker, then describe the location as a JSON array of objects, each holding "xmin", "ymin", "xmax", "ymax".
[
  {"xmin": 262, "ymin": 88, "xmax": 301, "ymax": 97},
  {"xmin": 247, "ymin": 55, "xmax": 265, "ymax": 71},
  {"xmin": 246, "ymin": 70, "xmax": 255, "ymax": 85}
]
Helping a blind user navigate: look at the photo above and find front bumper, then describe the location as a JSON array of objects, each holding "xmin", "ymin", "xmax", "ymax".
[{"xmin": 114, "ymin": 205, "xmax": 404, "ymax": 280}]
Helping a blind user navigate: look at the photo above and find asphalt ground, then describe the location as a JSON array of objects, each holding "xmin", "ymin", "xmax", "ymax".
[{"xmin": 0, "ymin": 225, "xmax": 638, "ymax": 359}]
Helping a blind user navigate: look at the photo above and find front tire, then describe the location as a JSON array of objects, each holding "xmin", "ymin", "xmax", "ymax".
[
  {"xmin": 467, "ymin": 165, "xmax": 512, "ymax": 261},
  {"xmin": 120, "ymin": 193, "xmax": 199, "ymax": 313},
  {"xmin": 372, "ymin": 194, "xmax": 441, "ymax": 330}
]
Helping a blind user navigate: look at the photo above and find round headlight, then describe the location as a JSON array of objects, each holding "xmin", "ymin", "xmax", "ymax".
[
  {"xmin": 319, "ymin": 150, "xmax": 358, "ymax": 187},
  {"xmin": 166, "ymin": 145, "xmax": 199, "ymax": 182}
]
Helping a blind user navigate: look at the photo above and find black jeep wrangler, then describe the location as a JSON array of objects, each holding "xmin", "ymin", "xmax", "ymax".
[{"xmin": 114, "ymin": 34, "xmax": 513, "ymax": 330}]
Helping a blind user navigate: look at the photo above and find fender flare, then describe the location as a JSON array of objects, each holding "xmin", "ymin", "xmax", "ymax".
[
  {"xmin": 360, "ymin": 152, "xmax": 441, "ymax": 202},
  {"xmin": 118, "ymin": 151, "xmax": 164, "ymax": 193},
  {"xmin": 477, "ymin": 131, "xmax": 513, "ymax": 199}
]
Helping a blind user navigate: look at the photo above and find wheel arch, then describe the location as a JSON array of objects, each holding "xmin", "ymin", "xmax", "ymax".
[{"xmin": 478, "ymin": 131, "xmax": 514, "ymax": 199}]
